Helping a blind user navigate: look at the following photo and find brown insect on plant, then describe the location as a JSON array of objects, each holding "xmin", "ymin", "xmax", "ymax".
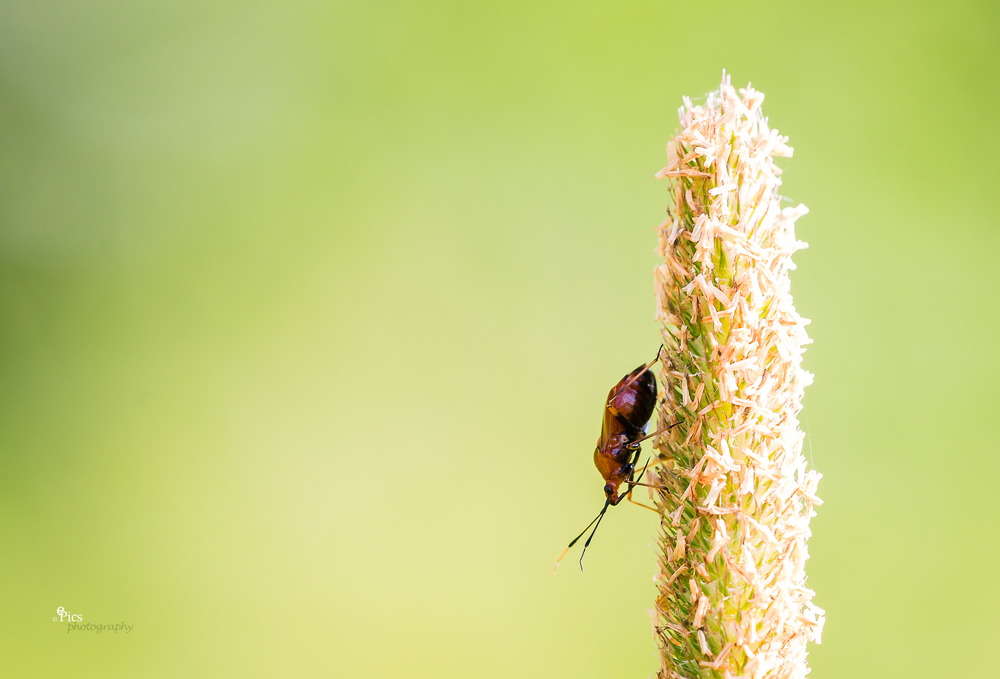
[{"xmin": 553, "ymin": 347, "xmax": 679, "ymax": 572}]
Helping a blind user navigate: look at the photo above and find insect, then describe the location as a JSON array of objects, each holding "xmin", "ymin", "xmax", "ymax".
[{"xmin": 553, "ymin": 348, "xmax": 679, "ymax": 572}]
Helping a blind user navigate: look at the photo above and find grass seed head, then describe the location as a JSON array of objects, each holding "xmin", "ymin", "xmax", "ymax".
[{"xmin": 650, "ymin": 71, "xmax": 824, "ymax": 679}]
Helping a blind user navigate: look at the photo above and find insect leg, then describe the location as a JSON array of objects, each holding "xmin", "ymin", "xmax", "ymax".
[
  {"xmin": 607, "ymin": 346, "xmax": 668, "ymax": 434},
  {"xmin": 626, "ymin": 420, "xmax": 681, "ymax": 446},
  {"xmin": 623, "ymin": 457, "xmax": 674, "ymax": 494},
  {"xmin": 624, "ymin": 476, "xmax": 672, "ymax": 491},
  {"xmin": 615, "ymin": 454, "xmax": 658, "ymax": 512},
  {"xmin": 605, "ymin": 345, "xmax": 665, "ymax": 410},
  {"xmin": 626, "ymin": 489, "xmax": 660, "ymax": 513},
  {"xmin": 632, "ymin": 455, "xmax": 651, "ymax": 483}
]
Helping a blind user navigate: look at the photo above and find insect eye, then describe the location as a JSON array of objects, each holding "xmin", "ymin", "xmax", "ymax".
[{"xmin": 604, "ymin": 483, "xmax": 614, "ymax": 496}]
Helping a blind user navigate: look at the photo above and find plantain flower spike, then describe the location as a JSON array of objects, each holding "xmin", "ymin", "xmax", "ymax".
[{"xmin": 648, "ymin": 72, "xmax": 825, "ymax": 679}]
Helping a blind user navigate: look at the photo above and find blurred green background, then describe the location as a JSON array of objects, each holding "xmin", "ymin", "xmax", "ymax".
[{"xmin": 1, "ymin": 1, "xmax": 998, "ymax": 677}]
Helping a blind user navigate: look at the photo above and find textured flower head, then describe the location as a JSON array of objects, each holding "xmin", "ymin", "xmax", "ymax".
[{"xmin": 648, "ymin": 72, "xmax": 824, "ymax": 679}]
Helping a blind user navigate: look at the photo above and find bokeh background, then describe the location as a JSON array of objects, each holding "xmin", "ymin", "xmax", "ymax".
[{"xmin": 2, "ymin": 1, "xmax": 998, "ymax": 677}]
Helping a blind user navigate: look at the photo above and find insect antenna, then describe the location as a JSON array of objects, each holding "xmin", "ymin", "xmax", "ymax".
[
  {"xmin": 577, "ymin": 499, "xmax": 611, "ymax": 571},
  {"xmin": 551, "ymin": 498, "xmax": 611, "ymax": 574}
]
